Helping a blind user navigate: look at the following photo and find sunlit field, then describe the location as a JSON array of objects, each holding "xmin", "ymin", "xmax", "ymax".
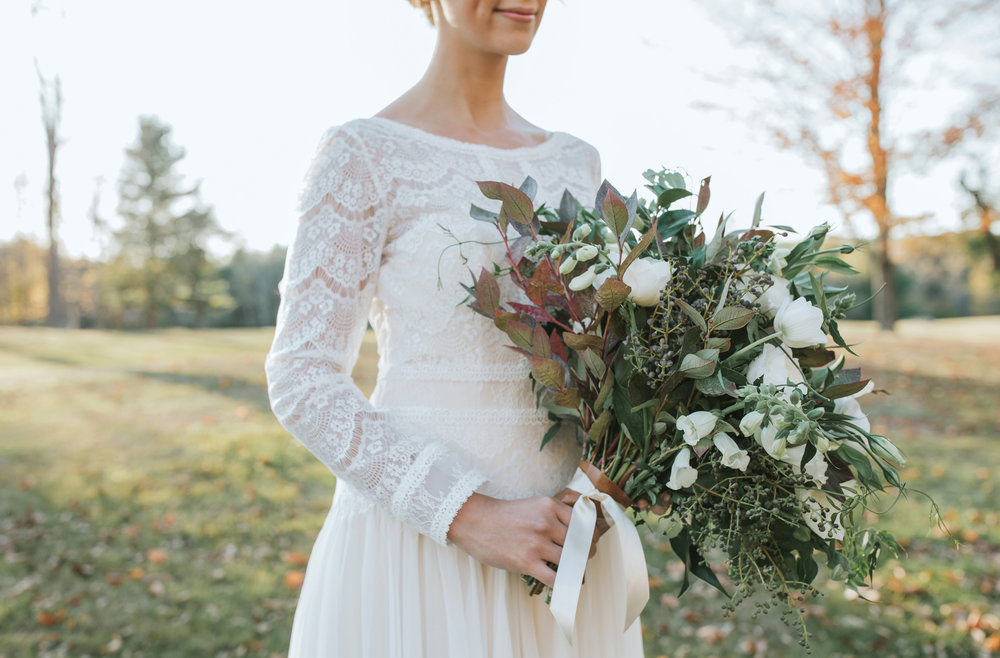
[{"xmin": 1, "ymin": 320, "xmax": 998, "ymax": 657}]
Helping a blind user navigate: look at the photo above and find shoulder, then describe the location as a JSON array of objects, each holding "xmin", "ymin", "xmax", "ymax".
[{"xmin": 295, "ymin": 120, "xmax": 387, "ymax": 214}]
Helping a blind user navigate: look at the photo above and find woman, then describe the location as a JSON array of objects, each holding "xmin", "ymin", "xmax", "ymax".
[{"xmin": 264, "ymin": 1, "xmax": 644, "ymax": 655}]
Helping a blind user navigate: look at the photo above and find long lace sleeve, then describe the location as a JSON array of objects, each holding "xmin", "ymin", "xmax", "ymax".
[{"xmin": 264, "ymin": 125, "xmax": 487, "ymax": 546}]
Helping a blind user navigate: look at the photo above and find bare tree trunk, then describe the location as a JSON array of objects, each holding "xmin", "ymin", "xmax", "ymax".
[
  {"xmin": 864, "ymin": 0, "xmax": 896, "ymax": 330},
  {"xmin": 39, "ymin": 68, "xmax": 66, "ymax": 328}
]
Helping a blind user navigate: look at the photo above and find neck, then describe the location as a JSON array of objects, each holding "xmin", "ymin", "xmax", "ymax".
[{"xmin": 413, "ymin": 37, "xmax": 513, "ymax": 131}]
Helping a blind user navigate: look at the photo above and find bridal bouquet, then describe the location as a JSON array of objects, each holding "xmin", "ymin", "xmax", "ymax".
[{"xmin": 458, "ymin": 170, "xmax": 923, "ymax": 643}]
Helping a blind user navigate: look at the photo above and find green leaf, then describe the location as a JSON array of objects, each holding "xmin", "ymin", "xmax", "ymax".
[
  {"xmin": 540, "ymin": 421, "xmax": 563, "ymax": 450},
  {"xmin": 469, "ymin": 204, "xmax": 499, "ymax": 224},
  {"xmin": 552, "ymin": 387, "xmax": 581, "ymax": 409},
  {"xmin": 823, "ymin": 379, "xmax": 870, "ymax": 400},
  {"xmin": 531, "ymin": 324, "xmax": 550, "ymax": 358},
  {"xmin": 664, "ymin": 172, "xmax": 686, "ymax": 189},
  {"xmin": 658, "ymin": 209, "xmax": 697, "ymax": 240},
  {"xmin": 674, "ymin": 298, "xmax": 708, "ymax": 333},
  {"xmin": 530, "ymin": 357, "xmax": 565, "ymax": 389},
  {"xmin": 705, "ymin": 211, "xmax": 730, "ymax": 263},
  {"xmin": 587, "ymin": 409, "xmax": 612, "ymax": 442},
  {"xmin": 558, "ymin": 189, "xmax": 581, "ymax": 223},
  {"xmin": 595, "ymin": 277, "xmax": 631, "ymax": 310},
  {"xmin": 813, "ymin": 256, "xmax": 860, "ymax": 275},
  {"xmin": 581, "ymin": 348, "xmax": 606, "ymax": 378},
  {"xmin": 710, "ymin": 306, "xmax": 755, "ymax": 331},
  {"xmin": 751, "ymin": 191, "xmax": 765, "ymax": 228},
  {"xmin": 657, "ymin": 187, "xmax": 692, "ymax": 207},
  {"xmin": 705, "ymin": 336, "xmax": 731, "ymax": 352},
  {"xmin": 519, "ymin": 175, "xmax": 538, "ymax": 201},
  {"xmin": 594, "ymin": 371, "xmax": 615, "ymax": 411},
  {"xmin": 794, "ymin": 347, "xmax": 836, "ymax": 367},
  {"xmin": 680, "ymin": 352, "xmax": 716, "ymax": 379}
]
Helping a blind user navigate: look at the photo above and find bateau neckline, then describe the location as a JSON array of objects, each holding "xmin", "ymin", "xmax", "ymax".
[{"xmin": 364, "ymin": 116, "xmax": 564, "ymax": 154}]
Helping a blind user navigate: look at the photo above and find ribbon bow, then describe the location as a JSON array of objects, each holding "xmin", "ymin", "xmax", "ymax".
[{"xmin": 549, "ymin": 467, "xmax": 649, "ymax": 642}]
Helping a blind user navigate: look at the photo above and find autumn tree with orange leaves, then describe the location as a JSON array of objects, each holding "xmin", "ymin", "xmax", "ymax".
[{"xmin": 704, "ymin": 0, "xmax": 999, "ymax": 330}]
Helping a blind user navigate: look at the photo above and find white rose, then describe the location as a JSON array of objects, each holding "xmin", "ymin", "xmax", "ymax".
[
  {"xmin": 621, "ymin": 258, "xmax": 672, "ymax": 307},
  {"xmin": 568, "ymin": 266, "xmax": 597, "ymax": 291},
  {"xmin": 575, "ymin": 244, "xmax": 599, "ymax": 262},
  {"xmin": 746, "ymin": 343, "xmax": 805, "ymax": 394},
  {"xmin": 773, "ymin": 297, "xmax": 827, "ymax": 348},
  {"xmin": 767, "ymin": 247, "xmax": 791, "ymax": 275},
  {"xmin": 666, "ymin": 447, "xmax": 699, "ymax": 490},
  {"xmin": 713, "ymin": 432, "xmax": 750, "ymax": 471},
  {"xmin": 676, "ymin": 411, "xmax": 718, "ymax": 446}
]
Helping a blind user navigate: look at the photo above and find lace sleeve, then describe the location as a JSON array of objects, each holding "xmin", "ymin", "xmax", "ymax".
[{"xmin": 264, "ymin": 125, "xmax": 487, "ymax": 547}]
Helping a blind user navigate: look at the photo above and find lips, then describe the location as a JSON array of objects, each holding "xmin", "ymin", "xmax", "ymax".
[{"xmin": 495, "ymin": 6, "xmax": 537, "ymax": 22}]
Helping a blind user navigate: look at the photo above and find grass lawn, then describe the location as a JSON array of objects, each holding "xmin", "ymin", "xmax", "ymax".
[{"xmin": 1, "ymin": 319, "xmax": 998, "ymax": 657}]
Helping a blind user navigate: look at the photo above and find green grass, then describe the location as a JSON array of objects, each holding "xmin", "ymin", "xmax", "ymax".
[{"xmin": 1, "ymin": 321, "xmax": 998, "ymax": 657}]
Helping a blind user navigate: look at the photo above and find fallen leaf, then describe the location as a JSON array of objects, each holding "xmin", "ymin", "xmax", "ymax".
[
  {"xmin": 147, "ymin": 549, "xmax": 169, "ymax": 564},
  {"xmin": 36, "ymin": 610, "xmax": 67, "ymax": 626},
  {"xmin": 284, "ymin": 570, "xmax": 305, "ymax": 589}
]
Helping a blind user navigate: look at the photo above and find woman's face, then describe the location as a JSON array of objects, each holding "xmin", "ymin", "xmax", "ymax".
[{"xmin": 432, "ymin": 0, "xmax": 546, "ymax": 56}]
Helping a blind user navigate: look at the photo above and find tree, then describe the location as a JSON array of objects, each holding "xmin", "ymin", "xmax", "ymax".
[
  {"xmin": 112, "ymin": 116, "xmax": 229, "ymax": 328},
  {"xmin": 37, "ymin": 62, "xmax": 66, "ymax": 327},
  {"xmin": 959, "ymin": 164, "xmax": 1000, "ymax": 272},
  {"xmin": 702, "ymin": 0, "xmax": 1000, "ymax": 329}
]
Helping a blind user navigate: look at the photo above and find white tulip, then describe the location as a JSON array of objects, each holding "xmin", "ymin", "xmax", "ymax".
[
  {"xmin": 558, "ymin": 255, "xmax": 578, "ymax": 274},
  {"xmin": 767, "ymin": 247, "xmax": 791, "ymax": 275},
  {"xmin": 621, "ymin": 258, "xmax": 672, "ymax": 306},
  {"xmin": 739, "ymin": 410, "xmax": 765, "ymax": 437},
  {"xmin": 773, "ymin": 297, "xmax": 827, "ymax": 348},
  {"xmin": 758, "ymin": 277, "xmax": 793, "ymax": 318},
  {"xmin": 575, "ymin": 244, "xmax": 599, "ymax": 262},
  {"xmin": 677, "ymin": 411, "xmax": 718, "ymax": 446},
  {"xmin": 666, "ymin": 447, "xmax": 699, "ymax": 490},
  {"xmin": 713, "ymin": 432, "xmax": 750, "ymax": 471},
  {"xmin": 568, "ymin": 266, "xmax": 597, "ymax": 291},
  {"xmin": 746, "ymin": 344, "xmax": 805, "ymax": 395}
]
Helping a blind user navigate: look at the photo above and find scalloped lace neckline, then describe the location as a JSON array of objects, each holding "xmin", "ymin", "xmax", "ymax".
[{"xmin": 365, "ymin": 116, "xmax": 563, "ymax": 154}]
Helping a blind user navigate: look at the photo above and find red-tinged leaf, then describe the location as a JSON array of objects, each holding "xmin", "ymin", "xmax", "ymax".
[
  {"xmin": 505, "ymin": 344, "xmax": 532, "ymax": 358},
  {"xmin": 740, "ymin": 229, "xmax": 775, "ymax": 242},
  {"xmin": 531, "ymin": 325, "xmax": 551, "ymax": 358},
  {"xmin": 476, "ymin": 268, "xmax": 500, "ymax": 316},
  {"xmin": 493, "ymin": 310, "xmax": 518, "ymax": 331},
  {"xmin": 601, "ymin": 188, "xmax": 630, "ymax": 235},
  {"xmin": 794, "ymin": 347, "xmax": 836, "ymax": 367},
  {"xmin": 508, "ymin": 302, "xmax": 550, "ymax": 324},
  {"xmin": 477, "ymin": 181, "xmax": 504, "ymax": 200},
  {"xmin": 693, "ymin": 231, "xmax": 706, "ymax": 248},
  {"xmin": 823, "ymin": 379, "xmax": 871, "ymax": 400},
  {"xmin": 553, "ymin": 387, "xmax": 581, "ymax": 408},
  {"xmin": 531, "ymin": 357, "xmax": 565, "ymax": 389},
  {"xmin": 525, "ymin": 260, "xmax": 562, "ymax": 305},
  {"xmin": 696, "ymin": 176, "xmax": 711, "ymax": 215},
  {"xmin": 505, "ymin": 320, "xmax": 534, "ymax": 350},
  {"xmin": 710, "ymin": 306, "xmax": 755, "ymax": 331},
  {"xmin": 562, "ymin": 332, "xmax": 604, "ymax": 352},
  {"xmin": 499, "ymin": 183, "xmax": 535, "ymax": 224},
  {"xmin": 619, "ymin": 219, "xmax": 659, "ymax": 275},
  {"xmin": 595, "ymin": 277, "xmax": 631, "ymax": 310},
  {"xmin": 549, "ymin": 329, "xmax": 568, "ymax": 363}
]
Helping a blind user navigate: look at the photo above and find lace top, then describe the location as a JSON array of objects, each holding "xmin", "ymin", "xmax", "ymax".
[{"xmin": 265, "ymin": 117, "xmax": 602, "ymax": 547}]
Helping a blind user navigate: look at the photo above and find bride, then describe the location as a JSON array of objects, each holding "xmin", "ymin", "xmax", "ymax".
[{"xmin": 264, "ymin": 1, "xmax": 644, "ymax": 655}]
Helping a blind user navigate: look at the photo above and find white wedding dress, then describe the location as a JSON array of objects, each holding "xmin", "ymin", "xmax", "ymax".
[{"xmin": 265, "ymin": 116, "xmax": 644, "ymax": 657}]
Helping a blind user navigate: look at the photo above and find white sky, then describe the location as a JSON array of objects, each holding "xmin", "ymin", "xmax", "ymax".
[{"xmin": 0, "ymin": 0, "xmax": 988, "ymax": 259}]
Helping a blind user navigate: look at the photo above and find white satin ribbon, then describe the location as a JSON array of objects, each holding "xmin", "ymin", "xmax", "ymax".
[{"xmin": 549, "ymin": 468, "xmax": 649, "ymax": 643}]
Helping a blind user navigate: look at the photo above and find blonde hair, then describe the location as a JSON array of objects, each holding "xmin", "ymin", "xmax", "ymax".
[{"xmin": 408, "ymin": 0, "xmax": 434, "ymax": 25}]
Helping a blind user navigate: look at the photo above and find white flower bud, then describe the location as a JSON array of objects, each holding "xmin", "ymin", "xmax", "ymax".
[
  {"xmin": 713, "ymin": 432, "xmax": 750, "ymax": 471},
  {"xmin": 666, "ymin": 447, "xmax": 698, "ymax": 490},
  {"xmin": 739, "ymin": 410, "xmax": 765, "ymax": 437},
  {"xmin": 676, "ymin": 411, "xmax": 717, "ymax": 446},
  {"xmin": 575, "ymin": 244, "xmax": 599, "ymax": 262},
  {"xmin": 568, "ymin": 266, "xmax": 598, "ymax": 291},
  {"xmin": 559, "ymin": 256, "xmax": 578, "ymax": 275}
]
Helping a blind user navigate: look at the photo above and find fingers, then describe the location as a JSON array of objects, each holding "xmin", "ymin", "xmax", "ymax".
[
  {"xmin": 550, "ymin": 496, "xmax": 574, "ymax": 528},
  {"xmin": 539, "ymin": 540, "xmax": 562, "ymax": 567},
  {"xmin": 531, "ymin": 561, "xmax": 558, "ymax": 589}
]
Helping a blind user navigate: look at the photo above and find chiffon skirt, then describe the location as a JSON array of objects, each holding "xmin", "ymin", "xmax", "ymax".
[{"xmin": 288, "ymin": 483, "xmax": 645, "ymax": 657}]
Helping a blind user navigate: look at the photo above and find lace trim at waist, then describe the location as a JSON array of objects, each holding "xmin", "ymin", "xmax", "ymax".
[
  {"xmin": 380, "ymin": 361, "xmax": 530, "ymax": 382},
  {"xmin": 382, "ymin": 405, "xmax": 549, "ymax": 426}
]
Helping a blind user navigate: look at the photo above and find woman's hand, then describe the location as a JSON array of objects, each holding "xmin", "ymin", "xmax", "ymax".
[{"xmin": 447, "ymin": 492, "xmax": 605, "ymax": 587}]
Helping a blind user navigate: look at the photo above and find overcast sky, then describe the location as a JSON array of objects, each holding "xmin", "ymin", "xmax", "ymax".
[{"xmin": 0, "ymin": 0, "xmax": 989, "ymax": 259}]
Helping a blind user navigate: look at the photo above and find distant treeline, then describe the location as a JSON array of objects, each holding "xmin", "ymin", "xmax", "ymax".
[
  {"xmin": 1, "ymin": 229, "xmax": 997, "ymax": 329},
  {"xmin": 0, "ymin": 238, "xmax": 285, "ymax": 329}
]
